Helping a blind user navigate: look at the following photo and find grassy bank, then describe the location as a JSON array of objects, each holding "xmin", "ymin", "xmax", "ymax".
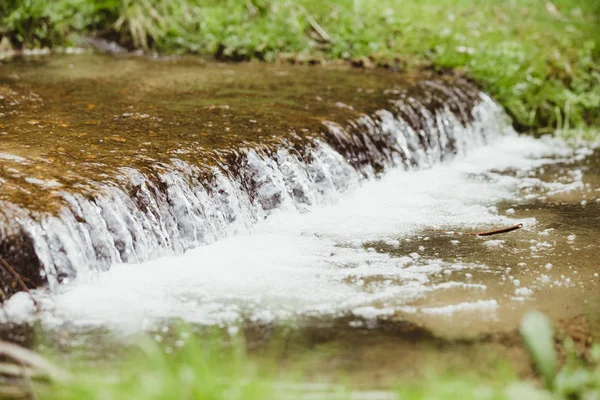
[{"xmin": 1, "ymin": 0, "xmax": 599, "ymax": 132}]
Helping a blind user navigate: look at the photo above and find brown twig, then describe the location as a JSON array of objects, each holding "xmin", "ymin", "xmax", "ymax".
[
  {"xmin": 440, "ymin": 223, "xmax": 524, "ymax": 237},
  {"xmin": 473, "ymin": 223, "xmax": 523, "ymax": 237},
  {"xmin": 0, "ymin": 256, "xmax": 40, "ymax": 312},
  {"xmin": 16, "ymin": 274, "xmax": 37, "ymax": 286}
]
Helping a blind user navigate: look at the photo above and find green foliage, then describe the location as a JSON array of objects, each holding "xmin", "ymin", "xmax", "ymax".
[
  {"xmin": 554, "ymin": 341, "xmax": 600, "ymax": 398},
  {"xmin": 521, "ymin": 311, "xmax": 558, "ymax": 389},
  {"xmin": 39, "ymin": 330, "xmax": 281, "ymax": 400},
  {"xmin": 0, "ymin": 0, "xmax": 118, "ymax": 48},
  {"xmin": 33, "ymin": 332, "xmax": 521, "ymax": 400},
  {"xmin": 1, "ymin": 0, "xmax": 599, "ymax": 131},
  {"xmin": 31, "ymin": 314, "xmax": 600, "ymax": 400},
  {"xmin": 521, "ymin": 310, "xmax": 600, "ymax": 399},
  {"xmin": 0, "ymin": 0, "xmax": 58, "ymax": 47}
]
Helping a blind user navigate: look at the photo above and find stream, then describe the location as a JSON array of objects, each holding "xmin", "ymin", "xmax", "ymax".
[{"xmin": 0, "ymin": 55, "xmax": 598, "ymax": 381}]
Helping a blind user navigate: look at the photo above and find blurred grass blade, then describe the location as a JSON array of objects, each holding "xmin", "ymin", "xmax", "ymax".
[{"xmin": 520, "ymin": 311, "xmax": 557, "ymax": 389}]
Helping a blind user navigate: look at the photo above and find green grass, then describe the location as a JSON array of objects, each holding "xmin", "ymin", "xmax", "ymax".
[
  {"xmin": 22, "ymin": 313, "xmax": 598, "ymax": 400},
  {"xmin": 0, "ymin": 0, "xmax": 599, "ymax": 132},
  {"xmin": 36, "ymin": 331, "xmax": 286, "ymax": 400},
  {"xmin": 35, "ymin": 334, "xmax": 517, "ymax": 400},
  {"xmin": 520, "ymin": 311, "xmax": 600, "ymax": 399}
]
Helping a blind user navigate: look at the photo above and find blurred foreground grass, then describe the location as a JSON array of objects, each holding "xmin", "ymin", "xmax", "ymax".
[
  {"xmin": 0, "ymin": 313, "xmax": 592, "ymax": 400},
  {"xmin": 0, "ymin": 0, "xmax": 599, "ymax": 133}
]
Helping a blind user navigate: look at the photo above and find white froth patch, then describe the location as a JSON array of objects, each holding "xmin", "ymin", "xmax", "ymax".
[
  {"xmin": 0, "ymin": 152, "xmax": 29, "ymax": 163},
  {"xmin": 483, "ymin": 239, "xmax": 505, "ymax": 249},
  {"xmin": 352, "ymin": 307, "xmax": 396, "ymax": 320},
  {"xmin": 515, "ymin": 287, "xmax": 533, "ymax": 297},
  {"xmin": 415, "ymin": 300, "xmax": 499, "ymax": 316},
  {"xmin": 1, "ymin": 135, "xmax": 590, "ymax": 332},
  {"xmin": 25, "ymin": 177, "xmax": 63, "ymax": 188}
]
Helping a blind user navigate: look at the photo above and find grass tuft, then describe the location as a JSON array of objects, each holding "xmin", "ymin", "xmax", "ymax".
[
  {"xmin": 38, "ymin": 330, "xmax": 282, "ymax": 400},
  {"xmin": 521, "ymin": 311, "xmax": 558, "ymax": 389}
]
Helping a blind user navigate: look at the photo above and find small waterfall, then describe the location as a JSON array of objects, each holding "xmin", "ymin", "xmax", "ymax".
[{"xmin": 0, "ymin": 80, "xmax": 515, "ymax": 298}]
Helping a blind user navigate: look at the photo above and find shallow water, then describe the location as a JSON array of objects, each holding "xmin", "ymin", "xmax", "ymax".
[
  {"xmin": 0, "ymin": 55, "xmax": 437, "ymax": 212},
  {"xmin": 4, "ymin": 136, "xmax": 598, "ymax": 340},
  {"xmin": 0, "ymin": 54, "xmax": 495, "ymax": 296},
  {"xmin": 0, "ymin": 57, "xmax": 598, "ymax": 376}
]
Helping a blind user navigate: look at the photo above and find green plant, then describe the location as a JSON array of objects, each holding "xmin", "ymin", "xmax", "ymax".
[
  {"xmin": 521, "ymin": 310, "xmax": 600, "ymax": 398},
  {"xmin": 39, "ymin": 329, "xmax": 282, "ymax": 400},
  {"xmin": 521, "ymin": 311, "xmax": 558, "ymax": 389}
]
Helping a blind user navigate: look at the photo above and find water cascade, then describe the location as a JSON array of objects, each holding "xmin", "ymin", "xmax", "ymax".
[{"xmin": 0, "ymin": 57, "xmax": 512, "ymax": 301}]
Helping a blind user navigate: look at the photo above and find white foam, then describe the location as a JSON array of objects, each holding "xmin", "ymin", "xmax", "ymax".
[
  {"xmin": 416, "ymin": 300, "xmax": 499, "ymax": 316},
  {"xmin": 0, "ymin": 152, "xmax": 28, "ymax": 163},
  {"xmin": 2, "ymin": 135, "xmax": 587, "ymax": 332},
  {"xmin": 25, "ymin": 177, "xmax": 63, "ymax": 188}
]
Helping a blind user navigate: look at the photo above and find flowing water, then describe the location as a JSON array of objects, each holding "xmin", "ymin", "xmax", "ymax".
[{"xmin": 0, "ymin": 55, "xmax": 599, "ymax": 379}]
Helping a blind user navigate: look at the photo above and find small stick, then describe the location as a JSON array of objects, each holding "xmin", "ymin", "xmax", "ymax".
[
  {"xmin": 0, "ymin": 256, "xmax": 40, "ymax": 313},
  {"xmin": 474, "ymin": 223, "xmax": 523, "ymax": 237},
  {"xmin": 440, "ymin": 223, "xmax": 524, "ymax": 237}
]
